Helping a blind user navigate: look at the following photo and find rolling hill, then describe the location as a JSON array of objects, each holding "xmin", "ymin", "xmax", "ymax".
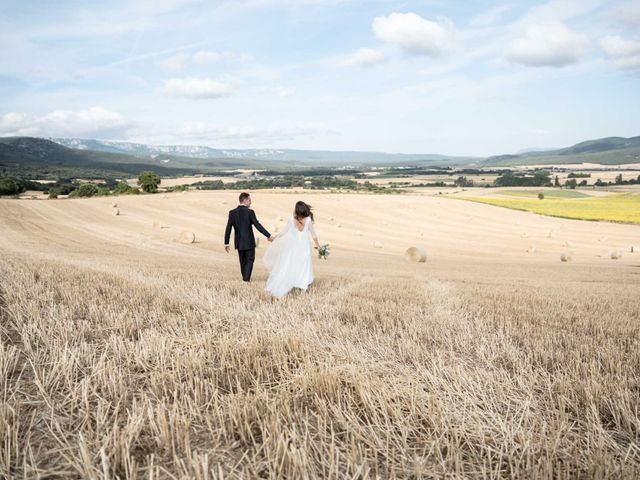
[
  {"xmin": 482, "ymin": 136, "xmax": 640, "ymax": 166},
  {"xmin": 0, "ymin": 137, "xmax": 291, "ymax": 179},
  {"xmin": 0, "ymin": 137, "xmax": 203, "ymax": 178}
]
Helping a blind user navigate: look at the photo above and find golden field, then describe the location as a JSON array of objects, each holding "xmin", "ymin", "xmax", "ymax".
[
  {"xmin": 1, "ymin": 190, "xmax": 639, "ymax": 479},
  {"xmin": 454, "ymin": 190, "xmax": 640, "ymax": 224}
]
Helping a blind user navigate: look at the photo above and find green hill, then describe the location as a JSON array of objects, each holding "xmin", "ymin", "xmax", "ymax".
[
  {"xmin": 0, "ymin": 137, "xmax": 300, "ymax": 179},
  {"xmin": 483, "ymin": 136, "xmax": 640, "ymax": 166},
  {"xmin": 0, "ymin": 137, "xmax": 205, "ymax": 179}
]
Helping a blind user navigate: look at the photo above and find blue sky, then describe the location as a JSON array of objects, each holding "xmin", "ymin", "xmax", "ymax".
[{"xmin": 1, "ymin": 0, "xmax": 639, "ymax": 156}]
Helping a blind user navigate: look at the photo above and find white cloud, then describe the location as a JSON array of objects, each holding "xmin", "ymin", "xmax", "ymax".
[
  {"xmin": 340, "ymin": 48, "xmax": 385, "ymax": 67},
  {"xmin": 159, "ymin": 78, "xmax": 233, "ymax": 98},
  {"xmin": 0, "ymin": 107, "xmax": 129, "ymax": 138},
  {"xmin": 600, "ymin": 35, "xmax": 640, "ymax": 57},
  {"xmin": 600, "ymin": 35, "xmax": 640, "ymax": 70},
  {"xmin": 0, "ymin": 112, "xmax": 40, "ymax": 137},
  {"xmin": 372, "ymin": 12, "xmax": 454, "ymax": 56},
  {"xmin": 507, "ymin": 22, "xmax": 588, "ymax": 67}
]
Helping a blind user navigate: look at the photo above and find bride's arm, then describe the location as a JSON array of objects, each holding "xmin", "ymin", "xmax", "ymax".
[{"xmin": 308, "ymin": 219, "xmax": 320, "ymax": 248}]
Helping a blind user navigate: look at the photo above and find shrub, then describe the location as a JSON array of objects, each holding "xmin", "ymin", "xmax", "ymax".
[
  {"xmin": 0, "ymin": 177, "xmax": 24, "ymax": 196},
  {"xmin": 69, "ymin": 183, "xmax": 99, "ymax": 198},
  {"xmin": 57, "ymin": 184, "xmax": 76, "ymax": 195},
  {"xmin": 115, "ymin": 182, "xmax": 140, "ymax": 195},
  {"xmin": 166, "ymin": 184, "xmax": 189, "ymax": 192},
  {"xmin": 565, "ymin": 179, "xmax": 577, "ymax": 190},
  {"xmin": 538, "ymin": 192, "xmax": 544, "ymax": 200},
  {"xmin": 455, "ymin": 176, "xmax": 474, "ymax": 187},
  {"xmin": 137, "ymin": 171, "xmax": 161, "ymax": 193}
]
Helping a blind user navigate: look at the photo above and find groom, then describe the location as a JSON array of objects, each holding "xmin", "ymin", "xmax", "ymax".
[{"xmin": 224, "ymin": 192, "xmax": 274, "ymax": 282}]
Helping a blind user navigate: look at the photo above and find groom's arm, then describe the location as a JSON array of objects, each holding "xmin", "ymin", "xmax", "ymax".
[
  {"xmin": 224, "ymin": 211, "xmax": 233, "ymax": 249},
  {"xmin": 250, "ymin": 210, "xmax": 271, "ymax": 238}
]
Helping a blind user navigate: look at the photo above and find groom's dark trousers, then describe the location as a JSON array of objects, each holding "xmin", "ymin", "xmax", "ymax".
[
  {"xmin": 224, "ymin": 205, "xmax": 271, "ymax": 282},
  {"xmin": 238, "ymin": 249, "xmax": 256, "ymax": 282}
]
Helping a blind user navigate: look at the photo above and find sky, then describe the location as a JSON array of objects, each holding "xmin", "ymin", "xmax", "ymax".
[{"xmin": 0, "ymin": 0, "xmax": 639, "ymax": 156}]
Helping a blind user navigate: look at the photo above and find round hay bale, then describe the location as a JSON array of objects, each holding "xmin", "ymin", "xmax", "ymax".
[
  {"xmin": 630, "ymin": 245, "xmax": 640, "ymax": 253},
  {"xmin": 112, "ymin": 208, "xmax": 120, "ymax": 216},
  {"xmin": 610, "ymin": 251, "xmax": 622, "ymax": 260},
  {"xmin": 176, "ymin": 230, "xmax": 195, "ymax": 244},
  {"xmin": 526, "ymin": 246, "xmax": 536, "ymax": 253},
  {"xmin": 111, "ymin": 202, "xmax": 118, "ymax": 208},
  {"xmin": 373, "ymin": 241, "xmax": 383, "ymax": 248},
  {"xmin": 560, "ymin": 252, "xmax": 572, "ymax": 262},
  {"xmin": 405, "ymin": 246, "xmax": 427, "ymax": 263}
]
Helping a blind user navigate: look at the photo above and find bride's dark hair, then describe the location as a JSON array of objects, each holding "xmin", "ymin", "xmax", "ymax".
[{"xmin": 294, "ymin": 201, "xmax": 314, "ymax": 222}]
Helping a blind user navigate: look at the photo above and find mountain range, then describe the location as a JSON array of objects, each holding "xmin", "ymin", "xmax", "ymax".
[
  {"xmin": 52, "ymin": 136, "xmax": 640, "ymax": 167},
  {"xmin": 51, "ymin": 138, "xmax": 476, "ymax": 166},
  {"xmin": 1, "ymin": 135, "xmax": 639, "ymax": 180}
]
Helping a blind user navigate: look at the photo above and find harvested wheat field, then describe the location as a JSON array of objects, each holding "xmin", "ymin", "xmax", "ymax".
[{"xmin": 1, "ymin": 190, "xmax": 639, "ymax": 479}]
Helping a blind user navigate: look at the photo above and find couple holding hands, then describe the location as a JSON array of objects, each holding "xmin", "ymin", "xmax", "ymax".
[{"xmin": 224, "ymin": 192, "xmax": 321, "ymax": 298}]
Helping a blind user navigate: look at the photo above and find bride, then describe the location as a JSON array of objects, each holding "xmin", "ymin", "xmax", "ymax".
[{"xmin": 263, "ymin": 201, "xmax": 321, "ymax": 298}]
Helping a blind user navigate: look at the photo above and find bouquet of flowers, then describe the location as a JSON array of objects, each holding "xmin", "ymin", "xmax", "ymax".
[{"xmin": 317, "ymin": 244, "xmax": 330, "ymax": 260}]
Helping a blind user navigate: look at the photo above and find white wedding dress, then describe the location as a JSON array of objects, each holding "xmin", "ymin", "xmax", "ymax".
[{"xmin": 263, "ymin": 216, "xmax": 317, "ymax": 297}]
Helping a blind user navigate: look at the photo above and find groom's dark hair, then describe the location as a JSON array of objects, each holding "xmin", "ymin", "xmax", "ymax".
[{"xmin": 239, "ymin": 192, "xmax": 250, "ymax": 203}]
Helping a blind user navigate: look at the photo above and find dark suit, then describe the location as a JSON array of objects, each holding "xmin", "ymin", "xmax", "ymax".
[{"xmin": 224, "ymin": 205, "xmax": 271, "ymax": 281}]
